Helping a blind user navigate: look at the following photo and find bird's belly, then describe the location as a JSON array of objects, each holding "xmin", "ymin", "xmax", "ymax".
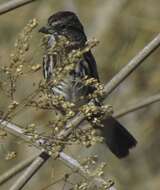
[
  {"xmin": 51, "ymin": 76, "xmax": 88, "ymax": 105},
  {"xmin": 52, "ymin": 79, "xmax": 71, "ymax": 101}
]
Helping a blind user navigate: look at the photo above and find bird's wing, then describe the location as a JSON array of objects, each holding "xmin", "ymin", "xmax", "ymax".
[{"xmin": 83, "ymin": 51, "xmax": 99, "ymax": 81}]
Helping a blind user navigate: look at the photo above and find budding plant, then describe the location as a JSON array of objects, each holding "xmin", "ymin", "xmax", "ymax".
[{"xmin": 0, "ymin": 19, "xmax": 115, "ymax": 189}]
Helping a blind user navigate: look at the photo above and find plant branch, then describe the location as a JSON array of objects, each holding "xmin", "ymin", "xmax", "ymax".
[
  {"xmin": 0, "ymin": 120, "xmax": 116, "ymax": 190},
  {"xmin": 9, "ymin": 152, "xmax": 49, "ymax": 190},
  {"xmin": 0, "ymin": 0, "xmax": 38, "ymax": 15},
  {"xmin": 0, "ymin": 155, "xmax": 37, "ymax": 185},
  {"xmin": 114, "ymin": 93, "xmax": 160, "ymax": 118}
]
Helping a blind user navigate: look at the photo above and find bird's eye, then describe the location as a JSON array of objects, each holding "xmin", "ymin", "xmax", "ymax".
[{"xmin": 60, "ymin": 24, "xmax": 66, "ymax": 29}]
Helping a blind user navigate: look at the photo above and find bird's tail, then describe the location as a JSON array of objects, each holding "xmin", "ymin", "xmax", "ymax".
[{"xmin": 98, "ymin": 116, "xmax": 137, "ymax": 158}]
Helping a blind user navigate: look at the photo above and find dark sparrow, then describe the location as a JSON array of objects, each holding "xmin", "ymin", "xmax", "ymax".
[{"xmin": 39, "ymin": 11, "xmax": 137, "ymax": 158}]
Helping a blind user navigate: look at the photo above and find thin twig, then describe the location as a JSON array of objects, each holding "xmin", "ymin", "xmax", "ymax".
[
  {"xmin": 0, "ymin": 155, "xmax": 37, "ymax": 185},
  {"xmin": 0, "ymin": 0, "xmax": 38, "ymax": 15},
  {"xmin": 59, "ymin": 152, "xmax": 116, "ymax": 189},
  {"xmin": 114, "ymin": 94, "xmax": 160, "ymax": 118},
  {"xmin": 0, "ymin": 120, "xmax": 116, "ymax": 190}
]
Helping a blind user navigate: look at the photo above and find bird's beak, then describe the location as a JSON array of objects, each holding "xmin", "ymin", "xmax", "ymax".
[{"xmin": 39, "ymin": 26, "xmax": 50, "ymax": 34}]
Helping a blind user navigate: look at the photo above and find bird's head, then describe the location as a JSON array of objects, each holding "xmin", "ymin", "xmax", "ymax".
[{"xmin": 39, "ymin": 11, "xmax": 84, "ymax": 35}]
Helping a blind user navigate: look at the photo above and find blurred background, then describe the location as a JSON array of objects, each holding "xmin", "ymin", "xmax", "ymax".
[{"xmin": 0, "ymin": 0, "xmax": 160, "ymax": 189}]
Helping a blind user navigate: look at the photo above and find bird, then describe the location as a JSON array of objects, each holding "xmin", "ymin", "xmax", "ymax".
[{"xmin": 39, "ymin": 11, "xmax": 137, "ymax": 158}]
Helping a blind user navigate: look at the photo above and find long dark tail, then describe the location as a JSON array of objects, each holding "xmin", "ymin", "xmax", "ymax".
[{"xmin": 98, "ymin": 116, "xmax": 137, "ymax": 158}]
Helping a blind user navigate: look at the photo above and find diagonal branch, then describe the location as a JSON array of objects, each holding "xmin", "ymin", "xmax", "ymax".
[
  {"xmin": 0, "ymin": 0, "xmax": 38, "ymax": 15},
  {"xmin": 9, "ymin": 152, "xmax": 50, "ymax": 190},
  {"xmin": 114, "ymin": 93, "xmax": 160, "ymax": 118},
  {"xmin": 0, "ymin": 120, "xmax": 116, "ymax": 190},
  {"xmin": 0, "ymin": 154, "xmax": 37, "ymax": 185}
]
